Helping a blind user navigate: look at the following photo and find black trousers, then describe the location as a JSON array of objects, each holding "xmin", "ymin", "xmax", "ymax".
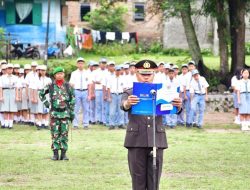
[{"xmin": 128, "ymin": 148, "xmax": 164, "ymax": 190}]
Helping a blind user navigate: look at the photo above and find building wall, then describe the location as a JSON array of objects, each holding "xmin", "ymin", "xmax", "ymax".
[
  {"xmin": 0, "ymin": 0, "xmax": 66, "ymax": 45},
  {"xmin": 66, "ymin": 0, "xmax": 163, "ymax": 43}
]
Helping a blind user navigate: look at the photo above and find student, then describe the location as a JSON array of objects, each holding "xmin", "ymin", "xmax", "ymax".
[
  {"xmin": 107, "ymin": 66, "xmax": 125, "ymax": 130},
  {"xmin": 37, "ymin": 65, "xmax": 52, "ymax": 130},
  {"xmin": 164, "ymin": 68, "xmax": 181, "ymax": 128},
  {"xmin": 0, "ymin": 64, "xmax": 19, "ymax": 129},
  {"xmin": 177, "ymin": 64, "xmax": 189, "ymax": 126},
  {"xmin": 231, "ymin": 69, "xmax": 242, "ymax": 124},
  {"xmin": 188, "ymin": 69, "xmax": 209, "ymax": 128},
  {"xmin": 237, "ymin": 69, "xmax": 250, "ymax": 131}
]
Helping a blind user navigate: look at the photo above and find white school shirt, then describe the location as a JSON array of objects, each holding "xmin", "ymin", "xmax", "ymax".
[
  {"xmin": 163, "ymin": 77, "xmax": 181, "ymax": 92},
  {"xmin": 231, "ymin": 76, "xmax": 240, "ymax": 90},
  {"xmin": 189, "ymin": 76, "xmax": 209, "ymax": 94},
  {"xmin": 107, "ymin": 74, "xmax": 125, "ymax": 94},
  {"xmin": 126, "ymin": 74, "xmax": 137, "ymax": 89},
  {"xmin": 69, "ymin": 69, "xmax": 91, "ymax": 90},
  {"xmin": 0, "ymin": 74, "xmax": 18, "ymax": 88},
  {"xmin": 16, "ymin": 76, "xmax": 26, "ymax": 88},
  {"xmin": 39, "ymin": 76, "xmax": 52, "ymax": 89},
  {"xmin": 92, "ymin": 68, "xmax": 109, "ymax": 90},
  {"xmin": 154, "ymin": 72, "xmax": 167, "ymax": 84},
  {"xmin": 121, "ymin": 74, "xmax": 131, "ymax": 90},
  {"xmin": 25, "ymin": 71, "xmax": 40, "ymax": 89},
  {"xmin": 179, "ymin": 73, "xmax": 188, "ymax": 92},
  {"xmin": 236, "ymin": 79, "xmax": 250, "ymax": 93},
  {"xmin": 183, "ymin": 71, "xmax": 193, "ymax": 90}
]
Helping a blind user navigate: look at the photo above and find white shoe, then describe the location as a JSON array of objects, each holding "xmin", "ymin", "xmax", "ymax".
[
  {"xmin": 234, "ymin": 117, "xmax": 241, "ymax": 125},
  {"xmin": 241, "ymin": 122, "xmax": 250, "ymax": 131}
]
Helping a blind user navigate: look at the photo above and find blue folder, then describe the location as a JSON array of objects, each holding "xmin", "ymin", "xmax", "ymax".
[{"xmin": 132, "ymin": 82, "xmax": 179, "ymax": 115}]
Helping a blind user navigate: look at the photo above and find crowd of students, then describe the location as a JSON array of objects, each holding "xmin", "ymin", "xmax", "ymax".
[
  {"xmin": 69, "ymin": 58, "xmax": 209, "ymax": 129},
  {"xmin": 1, "ymin": 57, "xmax": 234, "ymax": 130},
  {"xmin": 0, "ymin": 60, "xmax": 51, "ymax": 129}
]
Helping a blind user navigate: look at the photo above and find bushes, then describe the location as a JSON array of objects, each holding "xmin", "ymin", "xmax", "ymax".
[{"xmin": 82, "ymin": 43, "xmax": 137, "ymax": 56}]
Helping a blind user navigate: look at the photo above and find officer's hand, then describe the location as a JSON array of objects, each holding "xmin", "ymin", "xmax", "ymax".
[
  {"xmin": 172, "ymin": 98, "xmax": 182, "ymax": 109},
  {"xmin": 127, "ymin": 95, "xmax": 140, "ymax": 106}
]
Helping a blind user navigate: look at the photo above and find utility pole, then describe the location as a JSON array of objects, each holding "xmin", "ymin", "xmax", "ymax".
[{"xmin": 44, "ymin": 0, "xmax": 51, "ymax": 66}]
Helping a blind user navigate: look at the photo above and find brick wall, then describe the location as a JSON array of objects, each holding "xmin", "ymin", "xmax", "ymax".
[{"xmin": 65, "ymin": 0, "xmax": 163, "ymax": 43}]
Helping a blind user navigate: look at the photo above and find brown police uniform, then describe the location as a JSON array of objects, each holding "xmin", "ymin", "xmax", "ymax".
[
  {"xmin": 121, "ymin": 88, "xmax": 167, "ymax": 190},
  {"xmin": 120, "ymin": 59, "xmax": 172, "ymax": 190}
]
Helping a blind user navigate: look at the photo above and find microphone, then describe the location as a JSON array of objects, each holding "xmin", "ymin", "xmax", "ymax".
[{"xmin": 150, "ymin": 89, "xmax": 156, "ymax": 95}]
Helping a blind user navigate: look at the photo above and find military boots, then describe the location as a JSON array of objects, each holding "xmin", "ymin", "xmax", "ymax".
[
  {"xmin": 51, "ymin": 150, "xmax": 59, "ymax": 161},
  {"xmin": 60, "ymin": 149, "xmax": 69, "ymax": 160}
]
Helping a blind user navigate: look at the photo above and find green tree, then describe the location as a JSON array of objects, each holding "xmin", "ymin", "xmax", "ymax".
[
  {"xmin": 203, "ymin": 0, "xmax": 230, "ymax": 75},
  {"xmin": 154, "ymin": 0, "xmax": 207, "ymax": 76},
  {"xmin": 84, "ymin": 1, "xmax": 127, "ymax": 32}
]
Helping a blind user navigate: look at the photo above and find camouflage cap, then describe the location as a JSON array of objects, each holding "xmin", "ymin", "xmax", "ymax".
[{"xmin": 53, "ymin": 67, "xmax": 64, "ymax": 75}]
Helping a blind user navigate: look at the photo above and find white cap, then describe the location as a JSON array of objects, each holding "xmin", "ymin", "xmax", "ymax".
[
  {"xmin": 6, "ymin": 63, "xmax": 14, "ymax": 68},
  {"xmin": 192, "ymin": 69, "xmax": 199, "ymax": 75},
  {"xmin": 31, "ymin": 61, "xmax": 38, "ymax": 67},
  {"xmin": 164, "ymin": 63, "xmax": 170, "ymax": 69},
  {"xmin": 172, "ymin": 65, "xmax": 179, "ymax": 69},
  {"xmin": 14, "ymin": 64, "xmax": 20, "ymax": 68},
  {"xmin": 100, "ymin": 58, "xmax": 107, "ymax": 63},
  {"xmin": 188, "ymin": 60, "xmax": 196, "ymax": 65},
  {"xmin": 1, "ymin": 65, "xmax": 7, "ymax": 70},
  {"xmin": 24, "ymin": 64, "xmax": 31, "ymax": 70},
  {"xmin": 108, "ymin": 61, "xmax": 116, "ymax": 66},
  {"xmin": 40, "ymin": 65, "xmax": 47, "ymax": 70},
  {"xmin": 19, "ymin": 68, "xmax": 24, "ymax": 74},
  {"xmin": 77, "ymin": 57, "xmax": 85, "ymax": 62},
  {"xmin": 123, "ymin": 64, "xmax": 129, "ymax": 69},
  {"xmin": 0, "ymin": 60, "xmax": 7, "ymax": 65},
  {"xmin": 158, "ymin": 61, "xmax": 165, "ymax": 66}
]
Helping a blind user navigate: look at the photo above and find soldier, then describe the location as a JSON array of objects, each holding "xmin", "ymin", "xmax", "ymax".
[
  {"xmin": 121, "ymin": 60, "xmax": 182, "ymax": 190},
  {"xmin": 39, "ymin": 67, "xmax": 75, "ymax": 161}
]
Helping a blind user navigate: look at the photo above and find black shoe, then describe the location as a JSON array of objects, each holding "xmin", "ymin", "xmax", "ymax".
[
  {"xmin": 1, "ymin": 125, "xmax": 5, "ymax": 129},
  {"xmin": 51, "ymin": 150, "xmax": 59, "ymax": 161},
  {"xmin": 44, "ymin": 125, "xmax": 49, "ymax": 129},
  {"xmin": 118, "ymin": 125, "xmax": 126, "ymax": 129},
  {"xmin": 29, "ymin": 122, "xmax": 34, "ymax": 126},
  {"xmin": 73, "ymin": 126, "xmax": 79, "ymax": 129},
  {"xmin": 8, "ymin": 127, "xmax": 13, "ymax": 129},
  {"xmin": 41, "ymin": 124, "xmax": 45, "ymax": 129},
  {"xmin": 109, "ymin": 126, "xmax": 115, "ymax": 130},
  {"xmin": 186, "ymin": 123, "xmax": 192, "ymax": 128},
  {"xmin": 197, "ymin": 125, "xmax": 202, "ymax": 129},
  {"xmin": 60, "ymin": 149, "xmax": 69, "ymax": 160},
  {"xmin": 192, "ymin": 123, "xmax": 197, "ymax": 128},
  {"xmin": 37, "ymin": 126, "xmax": 41, "ymax": 130},
  {"xmin": 83, "ymin": 126, "xmax": 89, "ymax": 130}
]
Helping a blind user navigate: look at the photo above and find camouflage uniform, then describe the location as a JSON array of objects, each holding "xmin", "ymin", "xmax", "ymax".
[{"xmin": 39, "ymin": 82, "xmax": 75, "ymax": 151}]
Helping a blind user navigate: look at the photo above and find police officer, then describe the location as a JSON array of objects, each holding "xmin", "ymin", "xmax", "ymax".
[
  {"xmin": 120, "ymin": 60, "xmax": 182, "ymax": 190},
  {"xmin": 39, "ymin": 67, "xmax": 75, "ymax": 161}
]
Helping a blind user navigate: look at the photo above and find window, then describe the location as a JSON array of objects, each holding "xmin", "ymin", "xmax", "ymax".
[
  {"xmin": 80, "ymin": 4, "xmax": 91, "ymax": 22},
  {"xmin": 5, "ymin": 0, "xmax": 42, "ymax": 25},
  {"xmin": 134, "ymin": 3, "xmax": 145, "ymax": 21}
]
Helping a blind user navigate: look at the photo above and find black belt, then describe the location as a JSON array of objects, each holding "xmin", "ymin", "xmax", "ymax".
[
  {"xmin": 111, "ymin": 93, "xmax": 123, "ymax": 95},
  {"xmin": 53, "ymin": 108, "xmax": 67, "ymax": 112},
  {"xmin": 195, "ymin": 93, "xmax": 205, "ymax": 95},
  {"xmin": 75, "ymin": 89, "xmax": 87, "ymax": 91},
  {"xmin": 240, "ymin": 92, "xmax": 249, "ymax": 94},
  {"xmin": 2, "ymin": 88, "xmax": 14, "ymax": 90}
]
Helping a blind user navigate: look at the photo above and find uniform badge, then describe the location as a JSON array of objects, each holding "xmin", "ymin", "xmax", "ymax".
[{"xmin": 143, "ymin": 61, "xmax": 151, "ymax": 69}]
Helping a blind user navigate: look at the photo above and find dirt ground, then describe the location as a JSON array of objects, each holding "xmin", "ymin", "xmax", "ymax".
[{"xmin": 204, "ymin": 112, "xmax": 235, "ymax": 125}]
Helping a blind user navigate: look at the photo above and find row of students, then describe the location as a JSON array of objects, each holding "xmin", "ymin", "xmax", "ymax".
[{"xmin": 0, "ymin": 60, "xmax": 51, "ymax": 129}]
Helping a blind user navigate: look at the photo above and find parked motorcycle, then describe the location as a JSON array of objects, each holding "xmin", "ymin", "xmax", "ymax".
[{"xmin": 11, "ymin": 44, "xmax": 40, "ymax": 59}]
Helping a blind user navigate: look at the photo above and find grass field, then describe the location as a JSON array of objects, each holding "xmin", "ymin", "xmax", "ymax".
[
  {"xmin": 1, "ymin": 124, "xmax": 250, "ymax": 190},
  {"xmin": 9, "ymin": 54, "xmax": 250, "ymax": 71}
]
